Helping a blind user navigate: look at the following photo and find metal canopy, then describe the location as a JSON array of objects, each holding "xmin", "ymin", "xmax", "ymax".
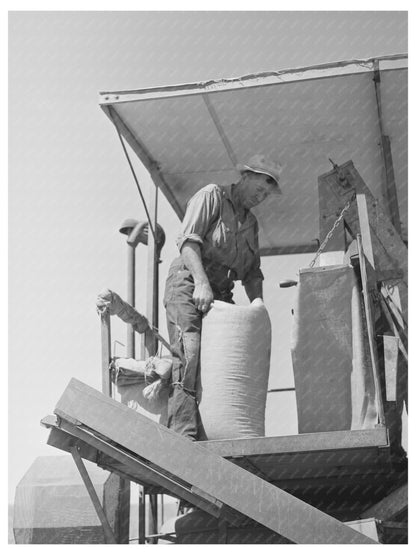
[{"xmin": 99, "ymin": 55, "xmax": 407, "ymax": 253}]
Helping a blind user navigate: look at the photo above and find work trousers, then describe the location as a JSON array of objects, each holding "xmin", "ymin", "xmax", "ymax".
[{"xmin": 163, "ymin": 259, "xmax": 204, "ymax": 440}]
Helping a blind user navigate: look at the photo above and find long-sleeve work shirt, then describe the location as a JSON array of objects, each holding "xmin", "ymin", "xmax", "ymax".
[{"xmin": 176, "ymin": 184, "xmax": 264, "ymax": 301}]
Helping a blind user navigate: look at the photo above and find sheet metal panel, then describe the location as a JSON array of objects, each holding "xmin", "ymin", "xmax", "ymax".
[{"xmin": 210, "ymin": 74, "xmax": 385, "ymax": 247}]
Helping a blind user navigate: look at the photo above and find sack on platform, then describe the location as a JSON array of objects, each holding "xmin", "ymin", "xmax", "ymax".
[
  {"xmin": 112, "ymin": 356, "xmax": 171, "ymax": 424},
  {"xmin": 199, "ymin": 298, "xmax": 272, "ymax": 440}
]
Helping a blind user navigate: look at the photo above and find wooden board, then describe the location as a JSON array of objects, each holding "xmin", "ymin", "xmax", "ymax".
[{"xmin": 53, "ymin": 379, "xmax": 378, "ymax": 544}]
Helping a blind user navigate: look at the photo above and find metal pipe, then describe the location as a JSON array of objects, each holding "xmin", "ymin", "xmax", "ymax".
[
  {"xmin": 100, "ymin": 312, "xmax": 112, "ymax": 397},
  {"xmin": 126, "ymin": 244, "xmax": 135, "ymax": 358},
  {"xmin": 138, "ymin": 486, "xmax": 146, "ymax": 544},
  {"xmin": 144, "ymin": 184, "xmax": 160, "ymax": 358},
  {"xmin": 145, "ymin": 184, "xmax": 160, "ymax": 539}
]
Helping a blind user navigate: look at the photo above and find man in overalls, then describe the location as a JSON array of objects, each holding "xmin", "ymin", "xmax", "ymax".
[{"xmin": 163, "ymin": 154, "xmax": 282, "ymax": 440}]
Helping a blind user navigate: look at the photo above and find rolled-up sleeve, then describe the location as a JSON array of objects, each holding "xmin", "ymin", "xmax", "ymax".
[
  {"xmin": 176, "ymin": 186, "xmax": 220, "ymax": 252},
  {"xmin": 241, "ymin": 219, "xmax": 264, "ymax": 285}
]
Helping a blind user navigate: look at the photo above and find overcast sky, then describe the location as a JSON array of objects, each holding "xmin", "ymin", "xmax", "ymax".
[{"xmin": 8, "ymin": 9, "xmax": 408, "ymax": 502}]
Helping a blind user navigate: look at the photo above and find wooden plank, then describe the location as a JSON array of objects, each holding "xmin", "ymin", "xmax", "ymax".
[
  {"xmin": 379, "ymin": 296, "xmax": 408, "ymax": 362},
  {"xmin": 202, "ymin": 428, "xmax": 388, "ymax": 458},
  {"xmin": 361, "ymin": 484, "xmax": 408, "ymax": 521},
  {"xmin": 380, "ymin": 135, "xmax": 401, "ymax": 234},
  {"xmin": 383, "ymin": 336, "xmax": 399, "ymax": 402},
  {"xmin": 54, "ymin": 379, "xmax": 378, "ymax": 544},
  {"xmin": 70, "ymin": 446, "xmax": 117, "ymax": 544},
  {"xmin": 357, "ymin": 234, "xmax": 385, "ymax": 426},
  {"xmin": 356, "ymin": 194, "xmax": 375, "ymax": 268}
]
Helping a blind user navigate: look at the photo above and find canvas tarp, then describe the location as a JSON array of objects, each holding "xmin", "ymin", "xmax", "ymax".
[{"xmin": 291, "ymin": 264, "xmax": 378, "ymax": 433}]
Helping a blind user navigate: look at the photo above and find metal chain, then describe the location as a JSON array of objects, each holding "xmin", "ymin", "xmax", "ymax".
[{"xmin": 309, "ymin": 193, "xmax": 356, "ymax": 268}]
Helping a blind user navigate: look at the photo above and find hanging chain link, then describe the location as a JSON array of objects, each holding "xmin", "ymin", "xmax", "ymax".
[{"xmin": 309, "ymin": 192, "xmax": 356, "ymax": 268}]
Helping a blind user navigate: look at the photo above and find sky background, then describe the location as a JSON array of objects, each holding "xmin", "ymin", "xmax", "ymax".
[{"xmin": 8, "ymin": 9, "xmax": 408, "ymax": 503}]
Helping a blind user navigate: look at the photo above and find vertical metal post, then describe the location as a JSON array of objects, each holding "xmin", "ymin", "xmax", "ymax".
[
  {"xmin": 118, "ymin": 239, "xmax": 134, "ymax": 545},
  {"xmin": 117, "ymin": 222, "xmax": 142, "ymax": 544},
  {"xmin": 100, "ymin": 311, "xmax": 112, "ymax": 398},
  {"xmin": 145, "ymin": 183, "xmax": 159, "ymax": 357},
  {"xmin": 138, "ymin": 486, "xmax": 146, "ymax": 544},
  {"xmin": 145, "ymin": 182, "xmax": 160, "ymax": 541},
  {"xmin": 100, "ymin": 307, "xmax": 126, "ymax": 542},
  {"xmin": 126, "ymin": 244, "xmax": 136, "ymax": 358}
]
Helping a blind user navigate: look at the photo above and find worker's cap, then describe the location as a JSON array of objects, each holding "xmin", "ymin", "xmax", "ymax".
[{"xmin": 237, "ymin": 154, "xmax": 282, "ymax": 194}]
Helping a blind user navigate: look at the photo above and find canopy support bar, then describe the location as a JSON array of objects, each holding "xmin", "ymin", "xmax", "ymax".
[
  {"xmin": 373, "ymin": 61, "xmax": 401, "ymax": 235},
  {"xmin": 203, "ymin": 94, "xmax": 238, "ymax": 166},
  {"xmin": 108, "ymin": 106, "xmax": 156, "ymax": 239}
]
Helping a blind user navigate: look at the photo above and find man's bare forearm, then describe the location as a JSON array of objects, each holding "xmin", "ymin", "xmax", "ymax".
[
  {"xmin": 181, "ymin": 242, "xmax": 209, "ymax": 285},
  {"xmin": 181, "ymin": 242, "xmax": 214, "ymax": 312}
]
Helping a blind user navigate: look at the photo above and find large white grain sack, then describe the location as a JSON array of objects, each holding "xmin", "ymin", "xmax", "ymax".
[{"xmin": 199, "ymin": 298, "xmax": 272, "ymax": 439}]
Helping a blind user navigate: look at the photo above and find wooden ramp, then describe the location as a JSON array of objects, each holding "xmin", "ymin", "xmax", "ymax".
[{"xmin": 45, "ymin": 378, "xmax": 380, "ymax": 544}]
